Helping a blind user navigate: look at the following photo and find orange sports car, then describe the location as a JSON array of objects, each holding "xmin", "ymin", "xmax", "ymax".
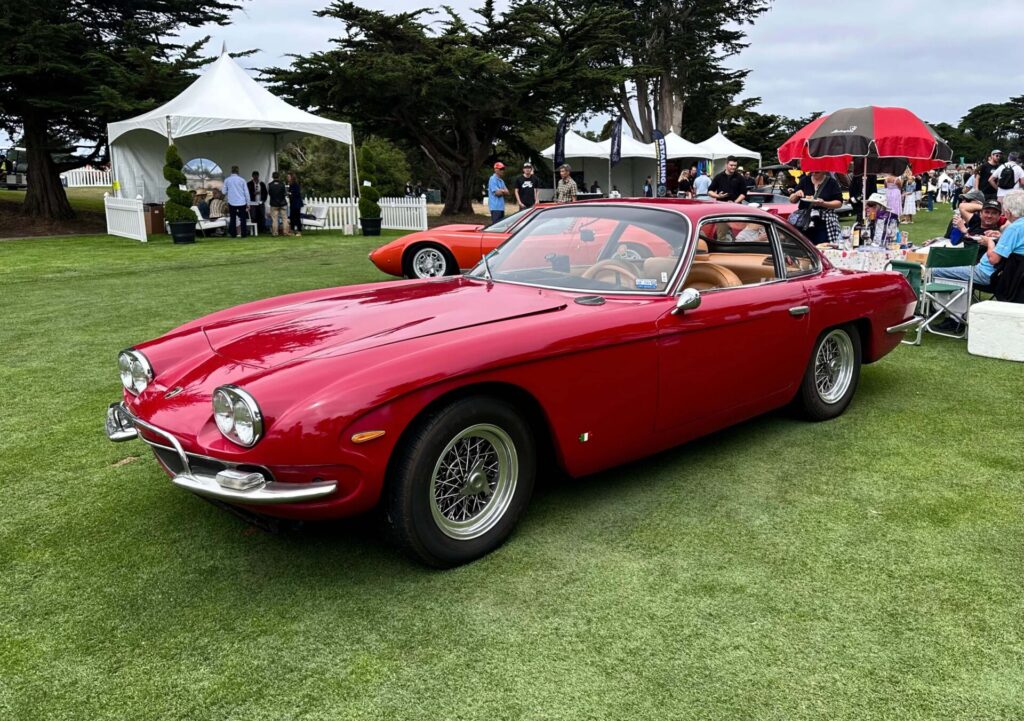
[{"xmin": 369, "ymin": 208, "xmax": 537, "ymax": 278}]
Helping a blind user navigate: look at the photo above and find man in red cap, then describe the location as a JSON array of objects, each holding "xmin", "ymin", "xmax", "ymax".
[{"xmin": 487, "ymin": 161, "xmax": 510, "ymax": 225}]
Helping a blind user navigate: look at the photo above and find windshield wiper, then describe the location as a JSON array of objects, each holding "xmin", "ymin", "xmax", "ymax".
[{"xmin": 482, "ymin": 250, "xmax": 493, "ymax": 281}]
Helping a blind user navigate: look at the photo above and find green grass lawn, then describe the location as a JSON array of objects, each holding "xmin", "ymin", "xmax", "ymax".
[
  {"xmin": 2, "ymin": 220, "xmax": 1023, "ymax": 720},
  {"xmin": 0, "ymin": 186, "xmax": 109, "ymax": 214}
]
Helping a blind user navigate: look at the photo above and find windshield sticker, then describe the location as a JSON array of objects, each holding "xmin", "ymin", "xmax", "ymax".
[
  {"xmin": 661, "ymin": 272, "xmax": 669, "ymax": 283},
  {"xmin": 635, "ymin": 278, "xmax": 658, "ymax": 290}
]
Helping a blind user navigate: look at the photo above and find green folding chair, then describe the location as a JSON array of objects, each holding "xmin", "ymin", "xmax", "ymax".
[
  {"xmin": 914, "ymin": 245, "xmax": 980, "ymax": 344},
  {"xmin": 886, "ymin": 259, "xmax": 924, "ymax": 345}
]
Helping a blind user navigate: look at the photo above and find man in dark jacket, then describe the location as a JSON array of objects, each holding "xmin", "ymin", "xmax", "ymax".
[
  {"xmin": 266, "ymin": 172, "xmax": 289, "ymax": 236},
  {"xmin": 247, "ymin": 171, "xmax": 268, "ymax": 235}
]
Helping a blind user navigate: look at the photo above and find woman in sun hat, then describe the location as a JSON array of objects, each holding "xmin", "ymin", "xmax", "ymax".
[{"xmin": 864, "ymin": 192, "xmax": 900, "ymax": 246}]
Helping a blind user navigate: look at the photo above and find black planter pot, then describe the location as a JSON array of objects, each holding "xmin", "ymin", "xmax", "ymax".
[
  {"xmin": 360, "ymin": 217, "xmax": 382, "ymax": 236},
  {"xmin": 168, "ymin": 221, "xmax": 197, "ymax": 244}
]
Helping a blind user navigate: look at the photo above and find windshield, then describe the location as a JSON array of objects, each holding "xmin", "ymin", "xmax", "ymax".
[
  {"xmin": 482, "ymin": 207, "xmax": 530, "ymax": 233},
  {"xmin": 469, "ymin": 205, "xmax": 690, "ymax": 294}
]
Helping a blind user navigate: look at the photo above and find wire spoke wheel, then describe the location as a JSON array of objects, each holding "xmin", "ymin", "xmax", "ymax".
[
  {"xmin": 412, "ymin": 247, "xmax": 448, "ymax": 278},
  {"xmin": 814, "ymin": 329, "xmax": 855, "ymax": 404},
  {"xmin": 429, "ymin": 424, "xmax": 517, "ymax": 540}
]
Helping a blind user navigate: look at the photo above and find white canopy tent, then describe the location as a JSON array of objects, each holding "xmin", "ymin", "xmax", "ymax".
[
  {"xmin": 108, "ymin": 52, "xmax": 354, "ymax": 203},
  {"xmin": 698, "ymin": 129, "xmax": 761, "ymax": 170},
  {"xmin": 663, "ymin": 132, "xmax": 713, "ymax": 161}
]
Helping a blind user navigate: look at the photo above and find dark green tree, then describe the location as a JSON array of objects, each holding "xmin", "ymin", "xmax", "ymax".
[
  {"xmin": 582, "ymin": 0, "xmax": 771, "ymax": 142},
  {"xmin": 0, "ymin": 0, "xmax": 237, "ymax": 220},
  {"xmin": 265, "ymin": 1, "xmax": 632, "ymax": 215}
]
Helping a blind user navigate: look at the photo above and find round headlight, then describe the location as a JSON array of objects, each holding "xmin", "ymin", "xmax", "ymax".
[
  {"xmin": 211, "ymin": 385, "xmax": 263, "ymax": 447},
  {"xmin": 118, "ymin": 353, "xmax": 134, "ymax": 391},
  {"xmin": 118, "ymin": 349, "xmax": 153, "ymax": 395},
  {"xmin": 233, "ymin": 400, "xmax": 256, "ymax": 445},
  {"xmin": 213, "ymin": 389, "xmax": 235, "ymax": 435}
]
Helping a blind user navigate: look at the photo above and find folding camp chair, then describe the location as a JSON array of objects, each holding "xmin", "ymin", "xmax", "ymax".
[
  {"xmin": 886, "ymin": 259, "xmax": 924, "ymax": 345},
  {"xmin": 909, "ymin": 245, "xmax": 979, "ymax": 344}
]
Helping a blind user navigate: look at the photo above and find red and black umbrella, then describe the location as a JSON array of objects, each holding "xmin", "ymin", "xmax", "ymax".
[{"xmin": 778, "ymin": 106, "xmax": 952, "ymax": 173}]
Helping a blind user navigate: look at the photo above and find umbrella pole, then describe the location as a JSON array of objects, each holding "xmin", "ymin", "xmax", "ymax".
[{"xmin": 862, "ymin": 157, "xmax": 868, "ymax": 223}]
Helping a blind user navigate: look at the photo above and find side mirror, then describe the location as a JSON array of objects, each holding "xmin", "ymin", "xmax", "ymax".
[
  {"xmin": 579, "ymin": 229, "xmax": 596, "ymax": 242},
  {"xmin": 672, "ymin": 287, "xmax": 701, "ymax": 315}
]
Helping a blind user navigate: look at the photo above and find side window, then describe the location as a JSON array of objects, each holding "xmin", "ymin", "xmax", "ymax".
[
  {"xmin": 775, "ymin": 227, "xmax": 821, "ymax": 278},
  {"xmin": 684, "ymin": 219, "xmax": 778, "ymax": 292}
]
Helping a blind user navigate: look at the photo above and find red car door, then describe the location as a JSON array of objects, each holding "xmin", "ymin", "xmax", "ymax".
[{"xmin": 654, "ymin": 218, "xmax": 813, "ymax": 434}]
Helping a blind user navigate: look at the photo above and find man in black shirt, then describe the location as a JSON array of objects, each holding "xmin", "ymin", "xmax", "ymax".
[
  {"xmin": 514, "ymin": 163, "xmax": 538, "ymax": 209},
  {"xmin": 247, "ymin": 171, "xmax": 268, "ymax": 235},
  {"xmin": 266, "ymin": 171, "xmax": 290, "ymax": 236},
  {"xmin": 980, "ymin": 150, "xmax": 1002, "ymax": 201},
  {"xmin": 708, "ymin": 156, "xmax": 747, "ymax": 203}
]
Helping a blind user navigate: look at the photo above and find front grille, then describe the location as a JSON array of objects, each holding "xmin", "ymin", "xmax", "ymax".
[{"xmin": 148, "ymin": 443, "xmax": 274, "ymax": 481}]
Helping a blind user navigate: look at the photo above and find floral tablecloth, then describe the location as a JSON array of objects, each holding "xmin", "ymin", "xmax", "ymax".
[{"xmin": 822, "ymin": 247, "xmax": 911, "ymax": 272}]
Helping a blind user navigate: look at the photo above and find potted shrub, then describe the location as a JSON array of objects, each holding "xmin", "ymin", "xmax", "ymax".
[
  {"xmin": 164, "ymin": 145, "xmax": 196, "ymax": 244},
  {"xmin": 359, "ymin": 184, "xmax": 382, "ymax": 236}
]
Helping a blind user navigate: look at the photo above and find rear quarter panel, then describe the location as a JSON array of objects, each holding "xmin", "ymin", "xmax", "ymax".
[{"xmin": 805, "ymin": 267, "xmax": 917, "ymax": 362}]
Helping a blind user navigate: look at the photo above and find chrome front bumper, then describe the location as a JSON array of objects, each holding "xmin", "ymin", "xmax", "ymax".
[
  {"xmin": 105, "ymin": 402, "xmax": 336, "ymax": 504},
  {"xmin": 886, "ymin": 316, "xmax": 925, "ymax": 334}
]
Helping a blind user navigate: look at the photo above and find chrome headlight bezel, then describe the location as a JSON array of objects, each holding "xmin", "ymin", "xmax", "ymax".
[
  {"xmin": 118, "ymin": 349, "xmax": 154, "ymax": 396},
  {"xmin": 211, "ymin": 385, "xmax": 264, "ymax": 448}
]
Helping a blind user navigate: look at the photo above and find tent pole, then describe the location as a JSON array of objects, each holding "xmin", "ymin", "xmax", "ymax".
[
  {"xmin": 165, "ymin": 116, "xmax": 173, "ymax": 146},
  {"xmin": 349, "ymin": 143, "xmax": 354, "ymax": 199}
]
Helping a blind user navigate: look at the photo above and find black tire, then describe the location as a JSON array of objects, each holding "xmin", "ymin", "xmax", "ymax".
[
  {"xmin": 403, "ymin": 243, "xmax": 458, "ymax": 279},
  {"xmin": 797, "ymin": 324, "xmax": 862, "ymax": 421},
  {"xmin": 385, "ymin": 397, "xmax": 536, "ymax": 567}
]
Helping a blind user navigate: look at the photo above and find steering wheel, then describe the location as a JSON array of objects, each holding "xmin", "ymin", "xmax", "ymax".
[
  {"xmin": 614, "ymin": 245, "xmax": 646, "ymax": 262},
  {"xmin": 581, "ymin": 259, "xmax": 641, "ymax": 286}
]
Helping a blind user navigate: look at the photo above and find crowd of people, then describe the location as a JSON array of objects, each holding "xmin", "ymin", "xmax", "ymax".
[{"xmin": 192, "ymin": 166, "xmax": 305, "ymax": 237}]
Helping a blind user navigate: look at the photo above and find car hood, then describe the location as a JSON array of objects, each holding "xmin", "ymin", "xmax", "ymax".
[{"xmin": 202, "ymin": 277, "xmax": 566, "ymax": 369}]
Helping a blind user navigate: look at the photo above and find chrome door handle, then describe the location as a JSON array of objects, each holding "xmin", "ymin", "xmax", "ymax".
[{"xmin": 789, "ymin": 305, "xmax": 810, "ymax": 317}]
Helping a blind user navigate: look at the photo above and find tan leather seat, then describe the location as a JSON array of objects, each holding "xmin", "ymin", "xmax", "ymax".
[
  {"xmin": 642, "ymin": 256, "xmax": 678, "ymax": 281},
  {"xmin": 683, "ymin": 262, "xmax": 742, "ymax": 291}
]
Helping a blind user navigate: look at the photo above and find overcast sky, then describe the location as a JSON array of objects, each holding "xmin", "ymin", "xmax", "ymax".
[
  {"xmin": 170, "ymin": 0, "xmax": 1024, "ymax": 128},
  {"xmin": 6, "ymin": 1, "xmax": 1022, "ymax": 150}
]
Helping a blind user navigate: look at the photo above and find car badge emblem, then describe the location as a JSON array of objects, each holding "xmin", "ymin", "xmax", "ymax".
[{"xmin": 164, "ymin": 386, "xmax": 184, "ymax": 399}]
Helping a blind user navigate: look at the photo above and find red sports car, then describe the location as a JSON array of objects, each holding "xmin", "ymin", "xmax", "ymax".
[
  {"xmin": 369, "ymin": 207, "xmax": 536, "ymax": 279},
  {"xmin": 107, "ymin": 199, "xmax": 920, "ymax": 567}
]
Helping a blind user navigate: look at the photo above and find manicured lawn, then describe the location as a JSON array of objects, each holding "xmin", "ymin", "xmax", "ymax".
[{"xmin": 2, "ymin": 220, "xmax": 1022, "ymax": 720}]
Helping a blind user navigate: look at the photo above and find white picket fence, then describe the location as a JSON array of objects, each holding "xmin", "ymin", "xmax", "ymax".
[
  {"xmin": 104, "ymin": 193, "xmax": 147, "ymax": 243},
  {"xmin": 61, "ymin": 168, "xmax": 112, "ymax": 187},
  {"xmin": 304, "ymin": 195, "xmax": 428, "ymax": 233}
]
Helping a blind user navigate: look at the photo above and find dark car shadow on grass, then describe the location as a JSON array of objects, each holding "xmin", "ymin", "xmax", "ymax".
[{"xmin": 165, "ymin": 366, "xmax": 898, "ymax": 582}]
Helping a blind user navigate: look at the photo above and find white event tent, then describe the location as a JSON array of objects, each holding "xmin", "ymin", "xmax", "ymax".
[
  {"xmin": 107, "ymin": 52, "xmax": 353, "ymax": 203},
  {"xmin": 663, "ymin": 132, "xmax": 713, "ymax": 162},
  {"xmin": 698, "ymin": 129, "xmax": 761, "ymax": 169}
]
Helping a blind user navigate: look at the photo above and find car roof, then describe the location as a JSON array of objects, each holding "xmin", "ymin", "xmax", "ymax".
[{"xmin": 567, "ymin": 197, "xmax": 780, "ymax": 223}]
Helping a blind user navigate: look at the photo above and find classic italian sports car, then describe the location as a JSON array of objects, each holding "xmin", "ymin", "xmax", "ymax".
[
  {"xmin": 369, "ymin": 207, "xmax": 536, "ymax": 278},
  {"xmin": 106, "ymin": 199, "xmax": 921, "ymax": 567}
]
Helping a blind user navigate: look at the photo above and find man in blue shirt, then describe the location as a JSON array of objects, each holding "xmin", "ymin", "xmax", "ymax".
[
  {"xmin": 934, "ymin": 191, "xmax": 1024, "ymax": 286},
  {"xmin": 487, "ymin": 162, "xmax": 509, "ymax": 225},
  {"xmin": 693, "ymin": 168, "xmax": 712, "ymax": 198},
  {"xmin": 222, "ymin": 165, "xmax": 250, "ymax": 238}
]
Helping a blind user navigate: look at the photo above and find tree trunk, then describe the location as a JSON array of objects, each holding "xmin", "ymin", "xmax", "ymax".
[
  {"xmin": 656, "ymin": 71, "xmax": 681, "ymax": 134},
  {"xmin": 22, "ymin": 115, "xmax": 76, "ymax": 220},
  {"xmin": 441, "ymin": 165, "xmax": 479, "ymax": 216}
]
